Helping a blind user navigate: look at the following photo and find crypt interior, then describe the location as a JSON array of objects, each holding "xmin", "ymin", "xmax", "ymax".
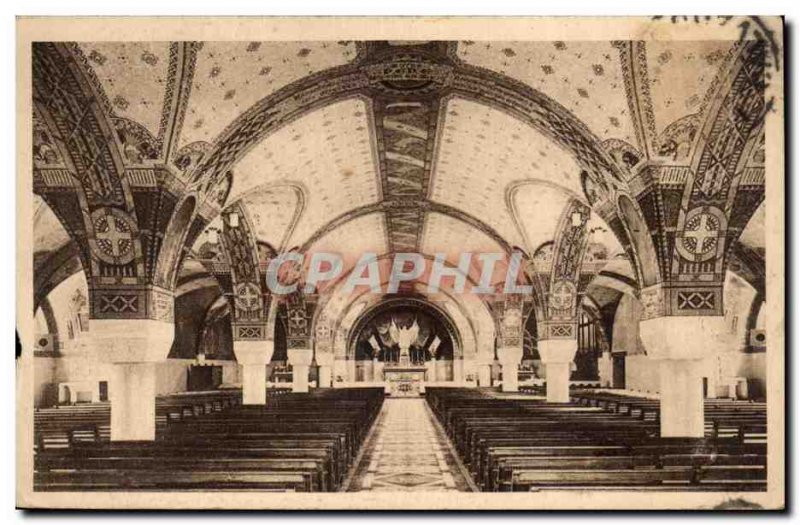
[{"xmin": 30, "ymin": 40, "xmax": 768, "ymax": 492}]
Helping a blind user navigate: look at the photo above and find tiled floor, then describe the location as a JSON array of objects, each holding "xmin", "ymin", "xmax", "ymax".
[{"xmin": 347, "ymin": 398, "xmax": 473, "ymax": 492}]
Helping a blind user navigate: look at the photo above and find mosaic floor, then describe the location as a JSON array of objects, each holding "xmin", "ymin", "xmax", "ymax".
[{"xmin": 346, "ymin": 398, "xmax": 474, "ymax": 492}]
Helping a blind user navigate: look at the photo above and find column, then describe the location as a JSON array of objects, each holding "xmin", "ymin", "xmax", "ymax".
[
  {"xmin": 334, "ymin": 358, "xmax": 348, "ymax": 386},
  {"xmin": 316, "ymin": 352, "xmax": 334, "ymax": 388},
  {"xmin": 538, "ymin": 339, "xmax": 578, "ymax": 403},
  {"xmin": 346, "ymin": 357, "xmax": 357, "ymax": 384},
  {"xmin": 288, "ymin": 348, "xmax": 313, "ymax": 393},
  {"xmin": 475, "ymin": 355, "xmax": 493, "ymax": 387},
  {"xmin": 597, "ymin": 351, "xmax": 613, "ymax": 388},
  {"xmin": 374, "ymin": 358, "xmax": 384, "ymax": 382},
  {"xmin": 364, "ymin": 358, "xmax": 374, "ymax": 382},
  {"xmin": 90, "ymin": 319, "xmax": 174, "ymax": 441},
  {"xmin": 233, "ymin": 340, "xmax": 274, "ymax": 405},
  {"xmin": 452, "ymin": 357, "xmax": 465, "ymax": 383},
  {"xmin": 425, "ymin": 358, "xmax": 436, "ymax": 383},
  {"xmin": 640, "ymin": 316, "xmax": 727, "ymax": 438},
  {"xmin": 496, "ymin": 346, "xmax": 523, "ymax": 392}
]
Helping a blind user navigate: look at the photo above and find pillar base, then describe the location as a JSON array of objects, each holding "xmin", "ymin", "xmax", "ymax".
[
  {"xmin": 640, "ymin": 316, "xmax": 728, "ymax": 438},
  {"xmin": 497, "ymin": 346, "xmax": 523, "ymax": 392},
  {"xmin": 288, "ymin": 348, "xmax": 313, "ymax": 393},
  {"xmin": 89, "ymin": 319, "xmax": 174, "ymax": 442},
  {"xmin": 318, "ymin": 365, "xmax": 333, "ymax": 388},
  {"xmin": 538, "ymin": 339, "xmax": 578, "ymax": 404},
  {"xmin": 233, "ymin": 340, "xmax": 274, "ymax": 405},
  {"xmin": 109, "ymin": 362, "xmax": 156, "ymax": 441},
  {"xmin": 545, "ymin": 362, "xmax": 571, "ymax": 403},
  {"xmin": 659, "ymin": 359, "xmax": 705, "ymax": 437},
  {"xmin": 241, "ymin": 363, "xmax": 267, "ymax": 404}
]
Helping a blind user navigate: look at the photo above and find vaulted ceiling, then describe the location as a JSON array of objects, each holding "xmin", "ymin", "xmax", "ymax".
[{"xmin": 34, "ymin": 38, "xmax": 764, "ymax": 310}]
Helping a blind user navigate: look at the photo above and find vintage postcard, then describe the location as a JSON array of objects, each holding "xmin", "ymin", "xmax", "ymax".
[{"xmin": 16, "ymin": 16, "xmax": 784, "ymax": 510}]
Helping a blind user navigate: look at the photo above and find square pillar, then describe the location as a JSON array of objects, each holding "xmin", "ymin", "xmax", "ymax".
[
  {"xmin": 640, "ymin": 316, "xmax": 728, "ymax": 438},
  {"xmin": 425, "ymin": 359, "xmax": 436, "ymax": 382},
  {"xmin": 233, "ymin": 340, "xmax": 274, "ymax": 405},
  {"xmin": 241, "ymin": 364, "xmax": 267, "ymax": 404},
  {"xmin": 110, "ymin": 363, "xmax": 156, "ymax": 441},
  {"xmin": 453, "ymin": 357, "xmax": 465, "ymax": 383},
  {"xmin": 89, "ymin": 319, "xmax": 174, "ymax": 441},
  {"xmin": 316, "ymin": 352, "xmax": 334, "ymax": 388},
  {"xmin": 288, "ymin": 348, "xmax": 313, "ymax": 393},
  {"xmin": 659, "ymin": 359, "xmax": 705, "ymax": 437},
  {"xmin": 477, "ymin": 364, "xmax": 492, "ymax": 387},
  {"xmin": 538, "ymin": 339, "xmax": 578, "ymax": 403},
  {"xmin": 497, "ymin": 346, "xmax": 523, "ymax": 392}
]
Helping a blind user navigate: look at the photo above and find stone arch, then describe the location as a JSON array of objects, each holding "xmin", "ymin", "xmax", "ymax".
[
  {"xmin": 155, "ymin": 195, "xmax": 197, "ymax": 289},
  {"xmin": 346, "ymin": 296, "xmax": 463, "ymax": 362},
  {"xmin": 617, "ymin": 195, "xmax": 661, "ymax": 288}
]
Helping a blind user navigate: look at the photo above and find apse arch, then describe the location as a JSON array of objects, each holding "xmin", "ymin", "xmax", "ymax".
[{"xmin": 345, "ymin": 296, "xmax": 463, "ymax": 362}]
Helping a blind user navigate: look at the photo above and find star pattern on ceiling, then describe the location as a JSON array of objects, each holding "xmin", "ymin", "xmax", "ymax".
[
  {"xmin": 457, "ymin": 40, "xmax": 637, "ymax": 144},
  {"xmin": 77, "ymin": 42, "xmax": 171, "ymax": 138},
  {"xmin": 239, "ymin": 185, "xmax": 303, "ymax": 251},
  {"xmin": 180, "ymin": 41, "xmax": 357, "ymax": 148},
  {"xmin": 645, "ymin": 40, "xmax": 737, "ymax": 136},
  {"xmin": 421, "ymin": 212, "xmax": 505, "ymax": 280},
  {"xmin": 432, "ymin": 97, "xmax": 583, "ymax": 252},
  {"xmin": 229, "ymin": 98, "xmax": 380, "ymax": 251},
  {"xmin": 305, "ymin": 212, "xmax": 388, "ymax": 279}
]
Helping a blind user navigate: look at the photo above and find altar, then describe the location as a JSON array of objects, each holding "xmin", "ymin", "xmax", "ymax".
[{"xmin": 383, "ymin": 362, "xmax": 428, "ymax": 397}]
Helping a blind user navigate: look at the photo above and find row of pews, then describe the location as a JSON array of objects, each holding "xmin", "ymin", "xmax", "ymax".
[
  {"xmin": 427, "ymin": 388, "xmax": 767, "ymax": 492},
  {"xmin": 570, "ymin": 390, "xmax": 767, "ymax": 443},
  {"xmin": 34, "ymin": 387, "xmax": 384, "ymax": 492},
  {"xmin": 33, "ymin": 389, "xmax": 296, "ymax": 450}
]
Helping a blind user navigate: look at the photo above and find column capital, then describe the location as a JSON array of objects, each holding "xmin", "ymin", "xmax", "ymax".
[
  {"xmin": 287, "ymin": 347, "xmax": 313, "ymax": 366},
  {"xmin": 233, "ymin": 339, "xmax": 274, "ymax": 365},
  {"xmin": 496, "ymin": 346, "xmax": 523, "ymax": 365},
  {"xmin": 88, "ymin": 318, "xmax": 174, "ymax": 363},
  {"xmin": 538, "ymin": 338, "xmax": 578, "ymax": 364},
  {"xmin": 639, "ymin": 315, "xmax": 729, "ymax": 361},
  {"xmin": 315, "ymin": 351, "xmax": 334, "ymax": 367}
]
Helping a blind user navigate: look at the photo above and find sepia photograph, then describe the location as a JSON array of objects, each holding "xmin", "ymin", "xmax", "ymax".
[{"xmin": 14, "ymin": 15, "xmax": 785, "ymax": 511}]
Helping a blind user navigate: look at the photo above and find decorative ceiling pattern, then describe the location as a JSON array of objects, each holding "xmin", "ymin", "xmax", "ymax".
[
  {"xmin": 77, "ymin": 42, "xmax": 171, "ymax": 138},
  {"xmin": 238, "ymin": 184, "xmax": 303, "ymax": 251},
  {"xmin": 432, "ymin": 97, "xmax": 583, "ymax": 252},
  {"xmin": 179, "ymin": 41, "xmax": 357, "ymax": 148},
  {"xmin": 511, "ymin": 184, "xmax": 572, "ymax": 254},
  {"xmin": 421, "ymin": 212, "xmax": 505, "ymax": 280},
  {"xmin": 457, "ymin": 41, "xmax": 636, "ymax": 144},
  {"xmin": 228, "ymin": 98, "xmax": 380, "ymax": 250},
  {"xmin": 305, "ymin": 212, "xmax": 388, "ymax": 279},
  {"xmin": 644, "ymin": 40, "xmax": 736, "ymax": 136}
]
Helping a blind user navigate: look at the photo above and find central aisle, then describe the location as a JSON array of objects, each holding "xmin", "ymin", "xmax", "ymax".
[{"xmin": 345, "ymin": 398, "xmax": 474, "ymax": 492}]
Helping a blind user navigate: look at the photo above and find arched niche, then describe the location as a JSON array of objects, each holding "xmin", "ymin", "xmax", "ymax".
[{"xmin": 346, "ymin": 297, "xmax": 462, "ymax": 363}]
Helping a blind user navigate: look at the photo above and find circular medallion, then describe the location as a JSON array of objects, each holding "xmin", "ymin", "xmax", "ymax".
[
  {"xmin": 550, "ymin": 280, "xmax": 576, "ymax": 311},
  {"xmin": 677, "ymin": 206, "xmax": 726, "ymax": 262},
  {"xmin": 90, "ymin": 208, "xmax": 136, "ymax": 265},
  {"xmin": 234, "ymin": 282, "xmax": 261, "ymax": 312}
]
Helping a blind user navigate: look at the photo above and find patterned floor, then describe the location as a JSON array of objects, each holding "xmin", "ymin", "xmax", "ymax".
[{"xmin": 346, "ymin": 398, "xmax": 473, "ymax": 492}]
